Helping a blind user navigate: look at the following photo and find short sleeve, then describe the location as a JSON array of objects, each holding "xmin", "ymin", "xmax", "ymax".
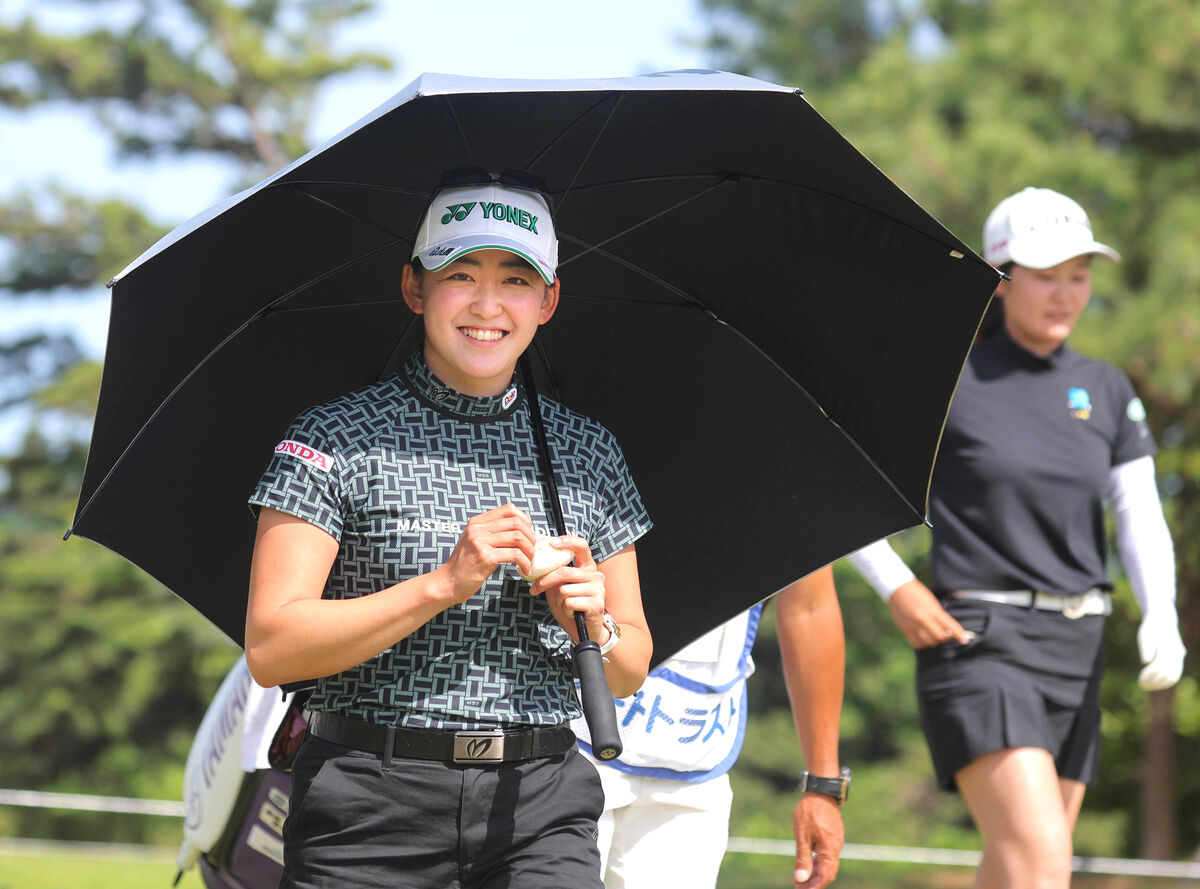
[
  {"xmin": 248, "ymin": 408, "xmax": 345, "ymax": 540},
  {"xmin": 587, "ymin": 428, "xmax": 653, "ymax": 564},
  {"xmin": 1110, "ymin": 370, "xmax": 1157, "ymax": 467}
]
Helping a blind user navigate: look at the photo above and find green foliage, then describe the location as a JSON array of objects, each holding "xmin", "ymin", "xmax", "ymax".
[
  {"xmin": 0, "ymin": 0, "xmax": 386, "ymax": 845},
  {"xmin": 696, "ymin": 0, "xmax": 921, "ymax": 90},
  {"xmin": 0, "ymin": 189, "xmax": 166, "ymax": 293},
  {"xmin": 3, "ymin": 0, "xmax": 1198, "ymax": 862},
  {"xmin": 707, "ymin": 0, "xmax": 1200, "ymax": 859},
  {"xmin": 731, "ymin": 543, "xmax": 983, "ymax": 853},
  {"xmin": 0, "ymin": 190, "xmax": 150, "ymax": 412},
  {"xmin": 0, "ymin": 0, "xmax": 392, "ymax": 422},
  {"xmin": 0, "ymin": 0, "xmax": 390, "ymax": 170},
  {"xmin": 0, "ymin": 374, "xmax": 240, "ymax": 843}
]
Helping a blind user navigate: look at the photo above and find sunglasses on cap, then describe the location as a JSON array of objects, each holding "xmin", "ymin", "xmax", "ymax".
[{"xmin": 434, "ymin": 166, "xmax": 556, "ymax": 215}]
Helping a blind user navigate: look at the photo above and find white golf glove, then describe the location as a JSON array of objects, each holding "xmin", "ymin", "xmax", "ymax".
[{"xmin": 1137, "ymin": 612, "xmax": 1187, "ymax": 691}]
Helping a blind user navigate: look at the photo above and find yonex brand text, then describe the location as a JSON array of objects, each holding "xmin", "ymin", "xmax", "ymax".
[{"xmin": 440, "ymin": 201, "xmax": 538, "ymax": 234}]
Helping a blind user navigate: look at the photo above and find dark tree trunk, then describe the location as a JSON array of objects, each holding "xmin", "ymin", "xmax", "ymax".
[{"xmin": 1141, "ymin": 687, "xmax": 1176, "ymax": 859}]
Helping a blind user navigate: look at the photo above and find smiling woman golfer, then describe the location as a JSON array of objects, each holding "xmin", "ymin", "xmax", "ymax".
[
  {"xmin": 849, "ymin": 187, "xmax": 1186, "ymax": 889},
  {"xmin": 244, "ymin": 168, "xmax": 653, "ymax": 889}
]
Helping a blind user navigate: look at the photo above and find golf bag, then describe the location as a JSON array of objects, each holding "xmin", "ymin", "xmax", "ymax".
[{"xmin": 176, "ymin": 656, "xmax": 306, "ymax": 889}]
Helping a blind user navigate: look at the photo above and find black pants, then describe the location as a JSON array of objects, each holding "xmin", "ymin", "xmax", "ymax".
[{"xmin": 281, "ymin": 734, "xmax": 605, "ymax": 889}]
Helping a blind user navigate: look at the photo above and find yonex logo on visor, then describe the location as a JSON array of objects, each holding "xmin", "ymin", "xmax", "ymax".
[
  {"xmin": 414, "ymin": 167, "xmax": 559, "ymax": 285},
  {"xmin": 440, "ymin": 202, "xmax": 539, "ymax": 234},
  {"xmin": 441, "ymin": 203, "xmax": 476, "ymax": 224}
]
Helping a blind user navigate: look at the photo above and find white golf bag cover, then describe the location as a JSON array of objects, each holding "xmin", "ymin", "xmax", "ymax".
[{"xmin": 176, "ymin": 656, "xmax": 296, "ymax": 888}]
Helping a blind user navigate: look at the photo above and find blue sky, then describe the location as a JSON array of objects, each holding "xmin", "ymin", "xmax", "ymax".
[
  {"xmin": 1, "ymin": 1, "xmax": 710, "ymax": 224},
  {"xmin": 0, "ymin": 0, "xmax": 711, "ymax": 447}
]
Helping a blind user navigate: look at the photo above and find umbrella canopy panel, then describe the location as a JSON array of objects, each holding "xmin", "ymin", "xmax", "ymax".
[
  {"xmin": 529, "ymin": 299, "xmax": 924, "ymax": 658},
  {"xmin": 74, "ymin": 72, "xmax": 999, "ymax": 663}
]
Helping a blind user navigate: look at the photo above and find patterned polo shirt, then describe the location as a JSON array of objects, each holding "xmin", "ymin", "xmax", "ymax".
[{"xmin": 249, "ymin": 350, "xmax": 652, "ymax": 729}]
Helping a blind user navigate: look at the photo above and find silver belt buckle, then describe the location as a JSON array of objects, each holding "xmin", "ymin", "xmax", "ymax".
[
  {"xmin": 1060, "ymin": 597, "xmax": 1089, "ymax": 619},
  {"xmin": 453, "ymin": 730, "xmax": 506, "ymax": 763},
  {"xmin": 1062, "ymin": 592, "xmax": 1096, "ymax": 620}
]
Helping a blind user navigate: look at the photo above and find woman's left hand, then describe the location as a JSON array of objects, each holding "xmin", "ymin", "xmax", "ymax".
[{"xmin": 527, "ymin": 536, "xmax": 608, "ymax": 644}]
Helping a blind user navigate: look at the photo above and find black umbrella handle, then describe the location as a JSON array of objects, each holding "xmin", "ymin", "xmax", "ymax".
[
  {"xmin": 520, "ymin": 351, "xmax": 623, "ymax": 761},
  {"xmin": 575, "ymin": 640, "xmax": 623, "ymax": 760}
]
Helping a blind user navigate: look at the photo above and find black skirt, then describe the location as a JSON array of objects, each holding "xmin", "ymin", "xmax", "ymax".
[{"xmin": 914, "ymin": 598, "xmax": 1105, "ymax": 791}]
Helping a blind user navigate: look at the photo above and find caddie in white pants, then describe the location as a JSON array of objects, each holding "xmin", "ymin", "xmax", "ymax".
[{"xmin": 574, "ymin": 567, "xmax": 847, "ymax": 889}]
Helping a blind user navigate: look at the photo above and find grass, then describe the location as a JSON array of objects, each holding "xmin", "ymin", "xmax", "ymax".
[
  {"xmin": 4, "ymin": 841, "xmax": 1191, "ymax": 889},
  {"xmin": 717, "ymin": 849, "xmax": 977, "ymax": 889},
  {"xmin": 0, "ymin": 842, "xmax": 206, "ymax": 889},
  {"xmin": 5, "ymin": 845, "xmax": 971, "ymax": 889}
]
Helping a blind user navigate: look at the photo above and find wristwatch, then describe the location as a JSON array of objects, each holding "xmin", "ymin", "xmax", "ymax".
[
  {"xmin": 799, "ymin": 767, "xmax": 852, "ymax": 804},
  {"xmin": 598, "ymin": 612, "xmax": 622, "ymax": 655}
]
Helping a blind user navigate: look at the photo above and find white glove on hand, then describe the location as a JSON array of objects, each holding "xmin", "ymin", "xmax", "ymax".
[{"xmin": 1137, "ymin": 612, "xmax": 1187, "ymax": 691}]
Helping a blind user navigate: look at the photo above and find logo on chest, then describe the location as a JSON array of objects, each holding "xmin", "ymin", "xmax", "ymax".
[
  {"xmin": 1067, "ymin": 387, "xmax": 1092, "ymax": 420},
  {"xmin": 396, "ymin": 516, "xmax": 465, "ymax": 535}
]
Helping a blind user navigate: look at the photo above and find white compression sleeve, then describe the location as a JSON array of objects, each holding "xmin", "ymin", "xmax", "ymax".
[
  {"xmin": 846, "ymin": 538, "xmax": 916, "ymax": 602},
  {"xmin": 1108, "ymin": 455, "xmax": 1176, "ymax": 616}
]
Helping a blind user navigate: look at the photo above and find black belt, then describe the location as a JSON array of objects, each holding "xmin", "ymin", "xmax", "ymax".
[{"xmin": 307, "ymin": 711, "xmax": 577, "ymax": 764}]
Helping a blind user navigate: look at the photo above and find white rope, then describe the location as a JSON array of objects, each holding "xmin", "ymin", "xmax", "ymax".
[
  {"xmin": 0, "ymin": 789, "xmax": 184, "ymax": 817},
  {"xmin": 726, "ymin": 837, "xmax": 1200, "ymax": 879},
  {"xmin": 4, "ymin": 791, "xmax": 1198, "ymax": 880}
]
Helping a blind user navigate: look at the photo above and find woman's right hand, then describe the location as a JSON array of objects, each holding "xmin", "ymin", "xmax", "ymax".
[
  {"xmin": 440, "ymin": 503, "xmax": 536, "ymax": 604},
  {"xmin": 888, "ymin": 580, "xmax": 973, "ymax": 649}
]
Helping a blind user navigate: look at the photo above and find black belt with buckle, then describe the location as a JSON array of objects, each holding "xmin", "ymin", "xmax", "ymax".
[{"xmin": 307, "ymin": 711, "xmax": 577, "ymax": 764}]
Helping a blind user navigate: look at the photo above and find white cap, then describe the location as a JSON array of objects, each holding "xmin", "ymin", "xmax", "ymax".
[
  {"xmin": 412, "ymin": 182, "xmax": 558, "ymax": 284},
  {"xmin": 982, "ymin": 187, "xmax": 1120, "ymax": 269}
]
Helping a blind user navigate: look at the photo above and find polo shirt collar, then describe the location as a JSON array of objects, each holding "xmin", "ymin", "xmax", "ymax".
[
  {"xmin": 993, "ymin": 325, "xmax": 1069, "ymax": 369},
  {"xmin": 400, "ymin": 350, "xmax": 524, "ymax": 419}
]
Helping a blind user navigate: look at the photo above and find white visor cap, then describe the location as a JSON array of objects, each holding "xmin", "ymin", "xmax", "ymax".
[
  {"xmin": 412, "ymin": 182, "xmax": 558, "ymax": 285},
  {"xmin": 983, "ymin": 187, "xmax": 1120, "ymax": 270}
]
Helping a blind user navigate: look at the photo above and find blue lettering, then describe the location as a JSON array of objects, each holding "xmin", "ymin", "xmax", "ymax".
[
  {"xmin": 621, "ymin": 690, "xmax": 647, "ymax": 728},
  {"xmin": 678, "ymin": 707, "xmax": 707, "ymax": 743},
  {"xmin": 645, "ymin": 695, "xmax": 675, "ymax": 733},
  {"xmin": 702, "ymin": 702, "xmax": 728, "ymax": 742}
]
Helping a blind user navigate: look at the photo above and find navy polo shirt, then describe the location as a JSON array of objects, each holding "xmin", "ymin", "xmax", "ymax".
[
  {"xmin": 249, "ymin": 350, "xmax": 652, "ymax": 730},
  {"xmin": 929, "ymin": 327, "xmax": 1155, "ymax": 597}
]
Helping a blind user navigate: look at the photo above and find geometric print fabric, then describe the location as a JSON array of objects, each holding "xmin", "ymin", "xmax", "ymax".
[{"xmin": 250, "ymin": 350, "xmax": 653, "ymax": 729}]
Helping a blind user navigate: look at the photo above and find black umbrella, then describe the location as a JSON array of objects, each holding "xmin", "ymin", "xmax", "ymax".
[{"xmin": 70, "ymin": 70, "xmax": 998, "ymax": 671}]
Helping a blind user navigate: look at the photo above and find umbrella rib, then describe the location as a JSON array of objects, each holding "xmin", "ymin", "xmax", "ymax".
[
  {"xmin": 274, "ymin": 173, "xmax": 720, "ymax": 203},
  {"xmin": 552, "ymin": 94, "xmax": 623, "ymax": 216},
  {"xmin": 529, "ymin": 333, "xmax": 564, "ymax": 402},
  {"xmin": 442, "ymin": 96, "xmax": 478, "ymax": 163},
  {"xmin": 276, "ymin": 172, "xmax": 978, "ymax": 271},
  {"xmin": 288, "ymin": 183, "xmax": 416, "ymax": 244},
  {"xmin": 276, "ymin": 175, "xmax": 726, "ymax": 314},
  {"xmin": 715, "ymin": 318, "xmax": 928, "ymax": 522},
  {"xmin": 523, "ymin": 92, "xmax": 620, "ymax": 176},
  {"xmin": 69, "ymin": 237, "xmax": 407, "ymax": 531},
  {"xmin": 379, "ymin": 313, "xmax": 422, "ymax": 379},
  {"xmin": 558, "ymin": 291, "xmax": 692, "ymax": 308},
  {"xmin": 555, "ymin": 177, "xmax": 732, "ymax": 313},
  {"xmin": 559, "ymin": 173, "xmax": 984, "ymax": 260},
  {"xmin": 557, "ymin": 233, "xmax": 713, "ymax": 313},
  {"xmin": 559, "ymin": 177, "xmax": 729, "ymax": 272},
  {"xmin": 272, "ymin": 180, "xmax": 430, "ymax": 200},
  {"xmin": 265, "ymin": 296, "xmax": 406, "ymax": 315}
]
